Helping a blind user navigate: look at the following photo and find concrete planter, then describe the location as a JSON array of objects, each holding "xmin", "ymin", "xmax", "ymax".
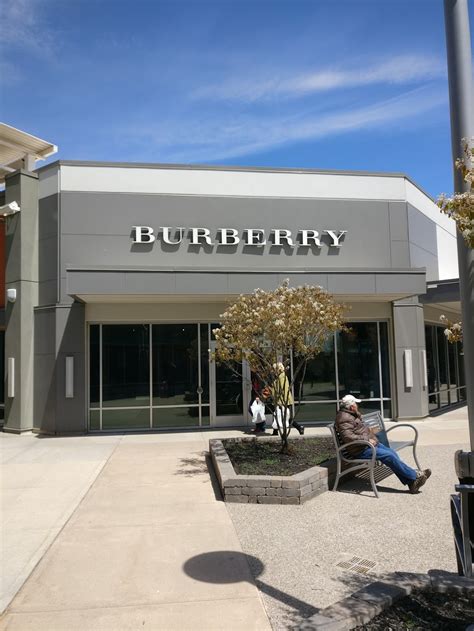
[{"xmin": 209, "ymin": 436, "xmax": 336, "ymax": 504}]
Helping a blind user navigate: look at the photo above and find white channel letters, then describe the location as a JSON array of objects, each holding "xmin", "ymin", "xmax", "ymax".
[{"xmin": 132, "ymin": 226, "xmax": 347, "ymax": 248}]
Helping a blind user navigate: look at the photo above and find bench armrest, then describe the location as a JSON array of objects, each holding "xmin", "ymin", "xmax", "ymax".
[
  {"xmin": 337, "ymin": 440, "xmax": 377, "ymax": 463},
  {"xmin": 386, "ymin": 423, "xmax": 418, "ymax": 444},
  {"xmin": 455, "ymin": 484, "xmax": 474, "ymax": 492}
]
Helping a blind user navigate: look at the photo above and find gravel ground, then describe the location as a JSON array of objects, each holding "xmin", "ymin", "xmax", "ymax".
[{"xmin": 226, "ymin": 442, "xmax": 468, "ymax": 630}]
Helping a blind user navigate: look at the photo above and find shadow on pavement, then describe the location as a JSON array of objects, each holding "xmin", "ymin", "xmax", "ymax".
[
  {"xmin": 183, "ymin": 551, "xmax": 319, "ymax": 619},
  {"xmin": 175, "ymin": 453, "xmax": 224, "ymax": 501}
]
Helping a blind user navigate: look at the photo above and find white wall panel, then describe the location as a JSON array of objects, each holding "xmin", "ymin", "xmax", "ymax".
[
  {"xmin": 436, "ymin": 224, "xmax": 459, "ymax": 279},
  {"xmin": 61, "ymin": 165, "xmax": 407, "ymax": 200},
  {"xmin": 405, "ymin": 180, "xmax": 456, "ymax": 234}
]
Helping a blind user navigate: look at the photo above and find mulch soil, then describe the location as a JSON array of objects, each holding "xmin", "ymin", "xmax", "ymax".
[
  {"xmin": 354, "ymin": 588, "xmax": 474, "ymax": 630},
  {"xmin": 222, "ymin": 436, "xmax": 335, "ymax": 476}
]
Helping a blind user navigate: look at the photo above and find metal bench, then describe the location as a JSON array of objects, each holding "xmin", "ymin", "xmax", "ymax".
[
  {"xmin": 329, "ymin": 410, "xmax": 421, "ymax": 498},
  {"xmin": 451, "ymin": 484, "xmax": 474, "ymax": 577}
]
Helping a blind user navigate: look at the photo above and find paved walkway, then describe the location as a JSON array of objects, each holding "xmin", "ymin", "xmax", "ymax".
[
  {"xmin": 0, "ymin": 406, "xmax": 470, "ymax": 630},
  {"xmin": 0, "ymin": 434, "xmax": 121, "ymax": 614},
  {"xmin": 0, "ymin": 433, "xmax": 270, "ymax": 631},
  {"xmin": 227, "ymin": 407, "xmax": 471, "ymax": 629}
]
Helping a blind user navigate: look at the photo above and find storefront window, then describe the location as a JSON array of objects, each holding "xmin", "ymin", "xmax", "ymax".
[
  {"xmin": 436, "ymin": 327, "xmax": 449, "ymax": 407},
  {"xmin": 89, "ymin": 325, "xmax": 100, "ymax": 407},
  {"xmin": 379, "ymin": 322, "xmax": 391, "ymax": 399},
  {"xmin": 338, "ymin": 323, "xmax": 380, "ymax": 399},
  {"xmin": 88, "ymin": 319, "xmax": 393, "ymax": 430},
  {"xmin": 152, "ymin": 406, "xmax": 200, "ymax": 428},
  {"xmin": 294, "ymin": 337, "xmax": 336, "ymax": 402},
  {"xmin": 425, "ymin": 323, "xmax": 465, "ymax": 412},
  {"xmin": 293, "ymin": 402, "xmax": 336, "ymax": 423},
  {"xmin": 102, "ymin": 325, "xmax": 150, "ymax": 408},
  {"xmin": 103, "ymin": 408, "xmax": 150, "ymax": 430},
  {"xmin": 89, "ymin": 323, "xmax": 211, "ymax": 430},
  {"xmin": 152, "ymin": 324, "xmax": 199, "ymax": 406},
  {"xmin": 200, "ymin": 324, "xmax": 210, "ymax": 404}
]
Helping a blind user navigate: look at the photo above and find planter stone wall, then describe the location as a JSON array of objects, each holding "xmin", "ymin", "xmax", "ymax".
[{"xmin": 210, "ymin": 436, "xmax": 337, "ymax": 504}]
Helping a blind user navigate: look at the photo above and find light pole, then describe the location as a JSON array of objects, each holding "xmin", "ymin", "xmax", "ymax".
[{"xmin": 444, "ymin": 0, "xmax": 473, "ymax": 450}]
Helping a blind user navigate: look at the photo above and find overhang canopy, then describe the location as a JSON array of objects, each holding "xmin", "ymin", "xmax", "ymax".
[
  {"xmin": 0, "ymin": 123, "xmax": 57, "ymax": 184},
  {"xmin": 66, "ymin": 266, "xmax": 427, "ymax": 303}
]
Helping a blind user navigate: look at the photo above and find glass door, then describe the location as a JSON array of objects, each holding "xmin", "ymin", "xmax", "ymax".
[{"xmin": 209, "ymin": 341, "xmax": 251, "ymax": 427}]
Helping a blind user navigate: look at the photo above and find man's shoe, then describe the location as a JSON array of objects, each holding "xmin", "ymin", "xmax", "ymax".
[
  {"xmin": 408, "ymin": 470, "xmax": 430, "ymax": 494},
  {"xmin": 298, "ymin": 426, "xmax": 305, "ymax": 435}
]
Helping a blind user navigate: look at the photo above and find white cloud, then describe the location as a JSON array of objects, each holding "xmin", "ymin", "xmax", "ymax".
[
  {"xmin": 0, "ymin": 0, "xmax": 55, "ymax": 58},
  {"xmin": 192, "ymin": 54, "xmax": 445, "ymax": 102},
  {"xmin": 128, "ymin": 85, "xmax": 447, "ymax": 163}
]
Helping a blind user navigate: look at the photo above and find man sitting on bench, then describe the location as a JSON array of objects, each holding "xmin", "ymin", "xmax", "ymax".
[{"xmin": 335, "ymin": 395, "xmax": 431, "ymax": 494}]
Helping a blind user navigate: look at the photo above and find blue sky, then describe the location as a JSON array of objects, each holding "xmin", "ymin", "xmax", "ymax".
[{"xmin": 1, "ymin": 0, "xmax": 473, "ymax": 196}]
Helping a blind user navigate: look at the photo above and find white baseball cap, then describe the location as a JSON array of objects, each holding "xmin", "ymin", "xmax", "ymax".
[{"xmin": 341, "ymin": 394, "xmax": 362, "ymax": 405}]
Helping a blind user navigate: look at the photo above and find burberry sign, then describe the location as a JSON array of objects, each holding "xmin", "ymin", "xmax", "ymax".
[{"xmin": 132, "ymin": 226, "xmax": 347, "ymax": 248}]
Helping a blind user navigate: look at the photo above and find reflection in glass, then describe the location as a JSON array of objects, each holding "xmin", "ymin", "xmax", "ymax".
[
  {"xmin": 338, "ymin": 323, "xmax": 380, "ymax": 399},
  {"xmin": 294, "ymin": 337, "xmax": 336, "ymax": 402},
  {"xmin": 425, "ymin": 326, "xmax": 438, "ymax": 395},
  {"xmin": 102, "ymin": 408, "xmax": 150, "ymax": 430},
  {"xmin": 358, "ymin": 400, "xmax": 383, "ymax": 415},
  {"xmin": 382, "ymin": 400, "xmax": 392, "ymax": 419},
  {"xmin": 436, "ymin": 327, "xmax": 449, "ymax": 392},
  {"xmin": 439, "ymin": 389, "xmax": 450, "ymax": 407},
  {"xmin": 294, "ymin": 402, "xmax": 336, "ymax": 423},
  {"xmin": 89, "ymin": 409, "xmax": 100, "ymax": 430},
  {"xmin": 215, "ymin": 362, "xmax": 243, "ymax": 416},
  {"xmin": 152, "ymin": 324, "xmax": 199, "ymax": 406},
  {"xmin": 201, "ymin": 405, "xmax": 210, "ymax": 426},
  {"xmin": 89, "ymin": 325, "xmax": 100, "ymax": 406},
  {"xmin": 102, "ymin": 325, "xmax": 150, "ymax": 407},
  {"xmin": 448, "ymin": 341, "xmax": 457, "ymax": 389},
  {"xmin": 153, "ymin": 406, "xmax": 200, "ymax": 428},
  {"xmin": 200, "ymin": 324, "xmax": 210, "ymax": 404},
  {"xmin": 457, "ymin": 342, "xmax": 465, "ymax": 387},
  {"xmin": 448, "ymin": 341, "xmax": 458, "ymax": 405},
  {"xmin": 428, "ymin": 393, "xmax": 439, "ymax": 412},
  {"xmin": 379, "ymin": 323, "xmax": 391, "ymax": 398}
]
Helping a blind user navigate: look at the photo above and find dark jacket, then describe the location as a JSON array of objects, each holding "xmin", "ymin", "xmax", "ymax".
[{"xmin": 335, "ymin": 408, "xmax": 376, "ymax": 456}]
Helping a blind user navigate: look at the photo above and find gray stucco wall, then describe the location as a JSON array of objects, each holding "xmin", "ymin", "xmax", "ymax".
[
  {"xmin": 57, "ymin": 192, "xmax": 418, "ymax": 302},
  {"xmin": 34, "ymin": 303, "xmax": 86, "ymax": 434},
  {"xmin": 407, "ymin": 203, "xmax": 439, "ymax": 282},
  {"xmin": 38, "ymin": 194, "xmax": 59, "ymax": 306}
]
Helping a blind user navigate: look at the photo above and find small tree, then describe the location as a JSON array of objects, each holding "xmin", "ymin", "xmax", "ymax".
[
  {"xmin": 438, "ymin": 137, "xmax": 474, "ymax": 248},
  {"xmin": 213, "ymin": 280, "xmax": 347, "ymax": 453},
  {"xmin": 440, "ymin": 314, "xmax": 463, "ymax": 344},
  {"xmin": 437, "ymin": 138, "xmax": 472, "ymax": 343}
]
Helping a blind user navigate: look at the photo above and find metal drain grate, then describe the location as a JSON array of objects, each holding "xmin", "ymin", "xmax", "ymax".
[{"xmin": 336, "ymin": 556, "xmax": 377, "ymax": 574}]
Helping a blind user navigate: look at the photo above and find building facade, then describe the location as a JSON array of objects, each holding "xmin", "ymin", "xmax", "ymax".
[{"xmin": 2, "ymin": 161, "xmax": 465, "ymax": 434}]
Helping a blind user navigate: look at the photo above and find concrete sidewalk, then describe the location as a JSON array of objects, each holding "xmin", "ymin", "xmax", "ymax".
[
  {"xmin": 0, "ymin": 433, "xmax": 121, "ymax": 614},
  {"xmin": 0, "ymin": 434, "xmax": 270, "ymax": 631},
  {"xmin": 227, "ymin": 407, "xmax": 471, "ymax": 629}
]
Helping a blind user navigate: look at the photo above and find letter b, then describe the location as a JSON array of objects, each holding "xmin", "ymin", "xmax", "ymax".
[{"xmin": 133, "ymin": 226, "xmax": 156, "ymax": 243}]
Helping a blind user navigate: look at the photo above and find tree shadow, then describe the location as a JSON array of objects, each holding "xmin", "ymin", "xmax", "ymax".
[
  {"xmin": 183, "ymin": 551, "xmax": 320, "ymax": 624},
  {"xmin": 175, "ymin": 453, "xmax": 224, "ymax": 501}
]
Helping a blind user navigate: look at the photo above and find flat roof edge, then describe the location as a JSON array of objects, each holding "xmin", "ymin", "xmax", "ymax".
[
  {"xmin": 40, "ymin": 159, "xmax": 410, "ymax": 178},
  {"xmin": 36, "ymin": 160, "xmax": 436, "ymax": 203}
]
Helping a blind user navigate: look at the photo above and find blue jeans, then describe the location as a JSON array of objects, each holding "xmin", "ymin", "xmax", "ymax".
[{"xmin": 359, "ymin": 443, "xmax": 417, "ymax": 486}]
